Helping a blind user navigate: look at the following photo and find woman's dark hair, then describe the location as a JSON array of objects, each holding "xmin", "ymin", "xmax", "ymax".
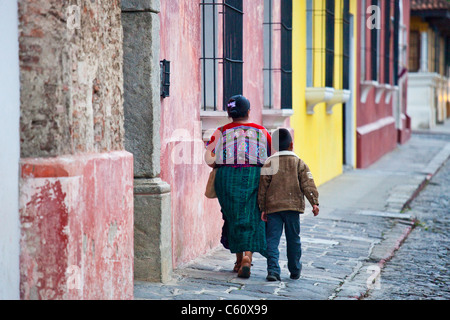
[
  {"xmin": 272, "ymin": 128, "xmax": 292, "ymax": 151},
  {"xmin": 226, "ymin": 95, "xmax": 250, "ymax": 119}
]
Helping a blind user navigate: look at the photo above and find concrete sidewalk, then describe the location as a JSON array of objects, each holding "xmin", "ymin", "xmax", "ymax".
[{"xmin": 134, "ymin": 124, "xmax": 450, "ymax": 300}]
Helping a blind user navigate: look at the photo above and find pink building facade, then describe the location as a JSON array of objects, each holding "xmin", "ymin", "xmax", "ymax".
[
  {"xmin": 159, "ymin": 0, "xmax": 279, "ymax": 267},
  {"xmin": 151, "ymin": 0, "xmax": 292, "ymax": 269},
  {"xmin": 356, "ymin": 0, "xmax": 411, "ymax": 168}
]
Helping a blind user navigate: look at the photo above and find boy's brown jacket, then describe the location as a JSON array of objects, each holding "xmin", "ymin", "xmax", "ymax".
[{"xmin": 258, "ymin": 151, "xmax": 319, "ymax": 214}]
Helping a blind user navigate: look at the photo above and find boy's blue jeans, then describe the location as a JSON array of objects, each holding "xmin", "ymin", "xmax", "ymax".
[{"xmin": 266, "ymin": 211, "xmax": 302, "ymax": 276}]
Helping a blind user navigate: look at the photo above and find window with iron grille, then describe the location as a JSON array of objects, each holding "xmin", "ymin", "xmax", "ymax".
[
  {"xmin": 360, "ymin": 0, "xmax": 367, "ymax": 81},
  {"xmin": 342, "ymin": 0, "xmax": 350, "ymax": 90},
  {"xmin": 439, "ymin": 37, "xmax": 445, "ymax": 75},
  {"xmin": 263, "ymin": 0, "xmax": 273, "ymax": 108},
  {"xmin": 393, "ymin": 0, "xmax": 400, "ymax": 84},
  {"xmin": 434, "ymin": 29, "xmax": 440, "ymax": 74},
  {"xmin": 306, "ymin": 0, "xmax": 314, "ymax": 87},
  {"xmin": 200, "ymin": 0, "xmax": 243, "ymax": 111},
  {"xmin": 370, "ymin": 0, "xmax": 379, "ymax": 82},
  {"xmin": 325, "ymin": 0, "xmax": 335, "ymax": 88},
  {"xmin": 263, "ymin": 0, "xmax": 293, "ymax": 109},
  {"xmin": 445, "ymin": 37, "xmax": 450, "ymax": 78},
  {"xmin": 307, "ymin": 0, "xmax": 336, "ymax": 88},
  {"xmin": 430, "ymin": 30, "xmax": 437, "ymax": 73},
  {"xmin": 384, "ymin": 0, "xmax": 391, "ymax": 84},
  {"xmin": 409, "ymin": 31, "xmax": 420, "ymax": 73},
  {"xmin": 280, "ymin": 0, "xmax": 292, "ymax": 109},
  {"xmin": 223, "ymin": 0, "xmax": 243, "ymax": 109}
]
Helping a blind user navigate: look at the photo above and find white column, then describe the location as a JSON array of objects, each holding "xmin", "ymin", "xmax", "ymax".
[{"xmin": 420, "ymin": 31, "xmax": 428, "ymax": 73}]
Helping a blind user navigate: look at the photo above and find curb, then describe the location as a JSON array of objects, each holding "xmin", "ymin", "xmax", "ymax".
[
  {"xmin": 334, "ymin": 144, "xmax": 450, "ymax": 300},
  {"xmin": 357, "ymin": 221, "xmax": 416, "ymax": 300},
  {"xmin": 332, "ymin": 220, "xmax": 416, "ymax": 300},
  {"xmin": 402, "ymin": 144, "xmax": 450, "ymax": 212},
  {"xmin": 401, "ymin": 174, "xmax": 432, "ymax": 212}
]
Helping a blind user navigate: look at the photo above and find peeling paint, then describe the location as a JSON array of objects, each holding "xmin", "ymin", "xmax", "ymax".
[{"xmin": 19, "ymin": 151, "xmax": 134, "ymax": 300}]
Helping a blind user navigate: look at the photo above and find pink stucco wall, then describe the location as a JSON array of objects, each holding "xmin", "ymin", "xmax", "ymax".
[
  {"xmin": 356, "ymin": 0, "xmax": 411, "ymax": 168},
  {"xmin": 159, "ymin": 0, "xmax": 222, "ymax": 267},
  {"xmin": 159, "ymin": 0, "xmax": 265, "ymax": 267},
  {"xmin": 243, "ymin": 0, "xmax": 265, "ymax": 124},
  {"xmin": 19, "ymin": 151, "xmax": 134, "ymax": 299}
]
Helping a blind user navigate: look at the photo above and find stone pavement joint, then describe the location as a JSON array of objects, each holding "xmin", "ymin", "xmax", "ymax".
[{"xmin": 134, "ymin": 125, "xmax": 450, "ymax": 300}]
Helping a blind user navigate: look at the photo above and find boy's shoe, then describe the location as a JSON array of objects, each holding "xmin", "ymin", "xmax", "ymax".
[
  {"xmin": 290, "ymin": 273, "xmax": 300, "ymax": 280},
  {"xmin": 266, "ymin": 272, "xmax": 281, "ymax": 282}
]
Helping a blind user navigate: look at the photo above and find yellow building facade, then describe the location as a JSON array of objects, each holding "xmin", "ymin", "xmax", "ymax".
[{"xmin": 291, "ymin": 0, "xmax": 358, "ymax": 186}]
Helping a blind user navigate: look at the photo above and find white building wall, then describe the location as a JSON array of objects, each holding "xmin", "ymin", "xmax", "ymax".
[
  {"xmin": 408, "ymin": 72, "xmax": 440, "ymax": 129},
  {"xmin": 0, "ymin": 0, "xmax": 21, "ymax": 300}
]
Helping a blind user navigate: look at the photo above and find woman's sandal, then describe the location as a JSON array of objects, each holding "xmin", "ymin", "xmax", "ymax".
[
  {"xmin": 238, "ymin": 256, "xmax": 252, "ymax": 278},
  {"xmin": 233, "ymin": 261, "xmax": 241, "ymax": 273}
]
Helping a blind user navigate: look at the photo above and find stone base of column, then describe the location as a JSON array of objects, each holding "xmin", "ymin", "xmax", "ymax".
[{"xmin": 134, "ymin": 178, "xmax": 172, "ymax": 283}]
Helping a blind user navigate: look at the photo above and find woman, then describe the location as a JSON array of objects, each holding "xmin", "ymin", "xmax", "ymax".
[{"xmin": 205, "ymin": 95, "xmax": 272, "ymax": 278}]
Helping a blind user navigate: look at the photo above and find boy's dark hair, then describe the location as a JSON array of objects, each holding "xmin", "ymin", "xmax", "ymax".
[{"xmin": 272, "ymin": 128, "xmax": 292, "ymax": 151}]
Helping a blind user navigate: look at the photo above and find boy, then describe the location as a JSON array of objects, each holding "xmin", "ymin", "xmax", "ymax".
[{"xmin": 258, "ymin": 128, "xmax": 320, "ymax": 281}]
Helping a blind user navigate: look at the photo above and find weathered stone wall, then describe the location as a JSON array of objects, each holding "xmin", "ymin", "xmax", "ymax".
[
  {"xmin": 19, "ymin": 0, "xmax": 124, "ymax": 158},
  {"xmin": 18, "ymin": 0, "xmax": 134, "ymax": 299}
]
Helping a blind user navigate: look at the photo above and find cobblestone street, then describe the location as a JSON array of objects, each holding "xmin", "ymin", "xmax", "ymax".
[
  {"xmin": 134, "ymin": 130, "xmax": 450, "ymax": 300},
  {"xmin": 365, "ymin": 140, "xmax": 450, "ymax": 300}
]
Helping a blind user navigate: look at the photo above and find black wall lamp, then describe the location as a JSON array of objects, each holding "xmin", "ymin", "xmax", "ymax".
[{"xmin": 160, "ymin": 59, "xmax": 170, "ymax": 98}]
